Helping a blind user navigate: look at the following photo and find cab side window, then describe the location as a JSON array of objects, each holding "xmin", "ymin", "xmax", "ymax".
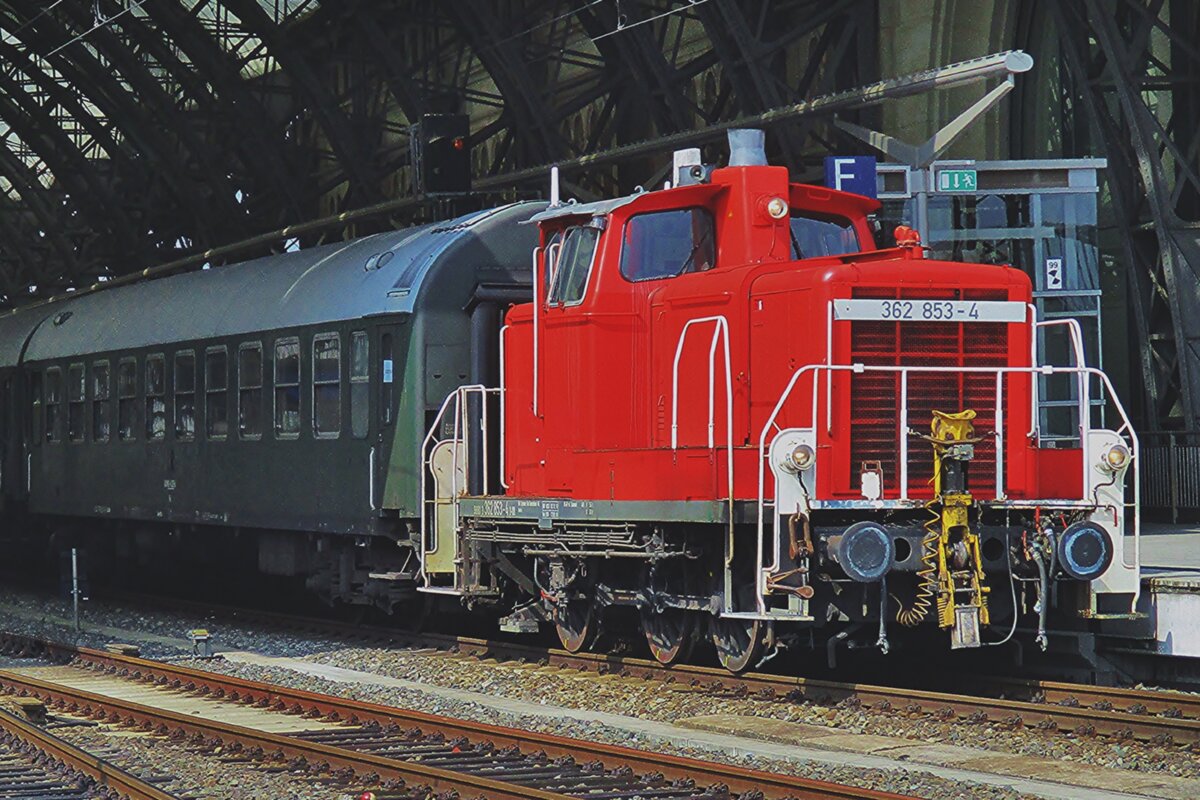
[
  {"xmin": 620, "ymin": 208, "xmax": 715, "ymax": 282},
  {"xmin": 542, "ymin": 229, "xmax": 564, "ymax": 294},
  {"xmin": 547, "ymin": 226, "xmax": 599, "ymax": 306}
]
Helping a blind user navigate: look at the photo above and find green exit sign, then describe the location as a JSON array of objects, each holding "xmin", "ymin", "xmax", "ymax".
[{"xmin": 938, "ymin": 168, "xmax": 978, "ymax": 192}]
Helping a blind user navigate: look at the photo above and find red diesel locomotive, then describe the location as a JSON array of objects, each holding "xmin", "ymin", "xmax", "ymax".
[{"xmin": 422, "ymin": 130, "xmax": 1138, "ymax": 671}]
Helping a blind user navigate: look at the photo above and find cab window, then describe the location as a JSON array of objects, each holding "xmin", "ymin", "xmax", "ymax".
[
  {"xmin": 790, "ymin": 212, "xmax": 860, "ymax": 258},
  {"xmin": 542, "ymin": 229, "xmax": 564, "ymax": 291},
  {"xmin": 619, "ymin": 208, "xmax": 714, "ymax": 282},
  {"xmin": 546, "ymin": 225, "xmax": 599, "ymax": 306}
]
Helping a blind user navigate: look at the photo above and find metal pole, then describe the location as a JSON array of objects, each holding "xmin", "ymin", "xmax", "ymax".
[
  {"xmin": 71, "ymin": 548, "xmax": 80, "ymax": 633},
  {"xmin": 1169, "ymin": 433, "xmax": 1180, "ymax": 524}
]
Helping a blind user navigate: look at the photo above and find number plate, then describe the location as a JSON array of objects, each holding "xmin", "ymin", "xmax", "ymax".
[{"xmin": 832, "ymin": 298, "xmax": 1026, "ymax": 323}]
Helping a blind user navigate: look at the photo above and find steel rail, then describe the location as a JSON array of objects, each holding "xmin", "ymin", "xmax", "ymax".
[
  {"xmin": 95, "ymin": 596, "xmax": 1200, "ymax": 746},
  {"xmin": 0, "ymin": 667, "xmax": 573, "ymax": 800},
  {"xmin": 426, "ymin": 637, "xmax": 1200, "ymax": 744},
  {"xmin": 0, "ymin": 633, "xmax": 910, "ymax": 800},
  {"xmin": 0, "ymin": 705, "xmax": 178, "ymax": 800}
]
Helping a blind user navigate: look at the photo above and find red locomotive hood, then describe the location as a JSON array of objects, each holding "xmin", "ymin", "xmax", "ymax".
[{"xmin": 812, "ymin": 254, "xmax": 1034, "ymax": 302}]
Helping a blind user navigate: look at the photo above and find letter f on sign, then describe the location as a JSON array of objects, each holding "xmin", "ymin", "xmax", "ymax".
[{"xmin": 834, "ymin": 158, "xmax": 855, "ymax": 191}]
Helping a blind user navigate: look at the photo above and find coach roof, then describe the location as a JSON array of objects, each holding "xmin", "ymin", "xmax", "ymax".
[
  {"xmin": 0, "ymin": 304, "xmax": 52, "ymax": 368},
  {"xmin": 18, "ymin": 202, "xmax": 540, "ymax": 363}
]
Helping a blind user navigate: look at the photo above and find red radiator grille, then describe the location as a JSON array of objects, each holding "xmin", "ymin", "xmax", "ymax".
[{"xmin": 848, "ymin": 288, "xmax": 1009, "ymax": 498}]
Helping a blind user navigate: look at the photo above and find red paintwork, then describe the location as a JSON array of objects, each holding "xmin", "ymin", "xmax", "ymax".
[{"xmin": 502, "ymin": 164, "xmax": 1083, "ymax": 504}]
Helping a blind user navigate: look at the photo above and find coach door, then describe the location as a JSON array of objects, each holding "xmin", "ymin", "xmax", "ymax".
[{"xmin": 372, "ymin": 324, "xmax": 400, "ymax": 511}]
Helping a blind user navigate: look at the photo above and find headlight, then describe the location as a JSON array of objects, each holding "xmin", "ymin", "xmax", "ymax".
[
  {"xmin": 779, "ymin": 443, "xmax": 814, "ymax": 473},
  {"xmin": 765, "ymin": 196, "xmax": 789, "ymax": 219},
  {"xmin": 790, "ymin": 444, "xmax": 814, "ymax": 471},
  {"xmin": 1100, "ymin": 443, "xmax": 1131, "ymax": 472}
]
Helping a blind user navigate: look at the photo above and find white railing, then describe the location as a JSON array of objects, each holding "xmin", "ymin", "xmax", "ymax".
[
  {"xmin": 531, "ymin": 247, "xmax": 543, "ymax": 418},
  {"xmin": 418, "ymin": 384, "xmax": 503, "ymax": 590},
  {"xmin": 1031, "ymin": 317, "xmax": 1091, "ymax": 442},
  {"xmin": 670, "ymin": 316, "xmax": 735, "ymax": 517},
  {"xmin": 739, "ymin": 361, "xmax": 1140, "ymax": 618},
  {"xmin": 499, "ymin": 324, "xmax": 510, "ymax": 490},
  {"xmin": 671, "ymin": 315, "xmax": 738, "ymax": 550}
]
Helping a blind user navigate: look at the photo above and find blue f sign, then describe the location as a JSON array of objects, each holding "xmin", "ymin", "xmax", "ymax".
[{"xmin": 824, "ymin": 156, "xmax": 878, "ymax": 199}]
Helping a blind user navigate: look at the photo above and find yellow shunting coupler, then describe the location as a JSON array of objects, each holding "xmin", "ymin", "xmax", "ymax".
[{"xmin": 899, "ymin": 410, "xmax": 991, "ymax": 648}]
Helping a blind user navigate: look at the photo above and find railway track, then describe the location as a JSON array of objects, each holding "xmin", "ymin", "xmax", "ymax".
[
  {"xmin": 0, "ymin": 701, "xmax": 175, "ymax": 800},
  {"xmin": 0, "ymin": 632, "xmax": 910, "ymax": 800},
  {"xmin": 122, "ymin": 595, "xmax": 1200, "ymax": 748}
]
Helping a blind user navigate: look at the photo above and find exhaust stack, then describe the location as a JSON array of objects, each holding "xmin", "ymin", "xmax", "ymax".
[{"xmin": 727, "ymin": 128, "xmax": 767, "ymax": 167}]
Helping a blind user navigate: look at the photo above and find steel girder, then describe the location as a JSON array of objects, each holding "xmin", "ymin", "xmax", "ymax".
[
  {"xmin": 1044, "ymin": 0, "xmax": 1200, "ymax": 429},
  {"xmin": 0, "ymin": 0, "xmax": 877, "ymax": 308},
  {"xmin": 130, "ymin": 1, "xmax": 309, "ymax": 223}
]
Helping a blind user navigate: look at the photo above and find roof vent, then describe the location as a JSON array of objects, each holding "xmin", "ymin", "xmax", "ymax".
[{"xmin": 727, "ymin": 128, "xmax": 767, "ymax": 167}]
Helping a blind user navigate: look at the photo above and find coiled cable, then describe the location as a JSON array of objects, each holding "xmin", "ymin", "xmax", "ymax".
[{"xmin": 894, "ymin": 499, "xmax": 940, "ymax": 626}]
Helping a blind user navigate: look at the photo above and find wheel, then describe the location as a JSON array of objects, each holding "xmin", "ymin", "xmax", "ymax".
[
  {"xmin": 709, "ymin": 615, "xmax": 766, "ymax": 673},
  {"xmin": 641, "ymin": 607, "xmax": 696, "ymax": 665},
  {"xmin": 553, "ymin": 594, "xmax": 596, "ymax": 653}
]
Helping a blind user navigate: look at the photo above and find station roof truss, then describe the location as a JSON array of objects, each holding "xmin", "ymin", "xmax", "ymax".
[
  {"xmin": 0, "ymin": 0, "xmax": 877, "ymax": 307},
  {"xmin": 1034, "ymin": 0, "xmax": 1200, "ymax": 429},
  {"xmin": 2, "ymin": 0, "xmax": 1197, "ymax": 433}
]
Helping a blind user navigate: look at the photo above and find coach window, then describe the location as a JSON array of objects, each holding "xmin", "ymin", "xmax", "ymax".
[
  {"xmin": 45, "ymin": 366, "xmax": 62, "ymax": 443},
  {"xmin": 238, "ymin": 342, "xmax": 263, "ymax": 439},
  {"xmin": 350, "ymin": 331, "xmax": 369, "ymax": 439},
  {"xmin": 205, "ymin": 347, "xmax": 229, "ymax": 439},
  {"xmin": 145, "ymin": 354, "xmax": 166, "ymax": 441},
  {"xmin": 92, "ymin": 361, "xmax": 111, "ymax": 443},
  {"xmin": 174, "ymin": 351, "xmax": 195, "ymax": 441},
  {"xmin": 274, "ymin": 337, "xmax": 300, "ymax": 438},
  {"xmin": 619, "ymin": 208, "xmax": 715, "ymax": 282},
  {"xmin": 546, "ymin": 225, "xmax": 600, "ymax": 306},
  {"xmin": 68, "ymin": 363, "xmax": 86, "ymax": 442},
  {"xmin": 117, "ymin": 359, "xmax": 137, "ymax": 441},
  {"xmin": 313, "ymin": 333, "xmax": 341, "ymax": 438}
]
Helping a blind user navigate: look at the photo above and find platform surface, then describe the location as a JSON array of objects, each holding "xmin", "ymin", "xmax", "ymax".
[{"xmin": 1137, "ymin": 523, "xmax": 1200, "ymax": 571}]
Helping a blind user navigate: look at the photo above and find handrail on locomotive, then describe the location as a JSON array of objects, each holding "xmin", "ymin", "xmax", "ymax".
[
  {"xmin": 670, "ymin": 315, "xmax": 735, "ymax": 543},
  {"xmin": 752, "ymin": 364, "xmax": 1140, "ymax": 622}
]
